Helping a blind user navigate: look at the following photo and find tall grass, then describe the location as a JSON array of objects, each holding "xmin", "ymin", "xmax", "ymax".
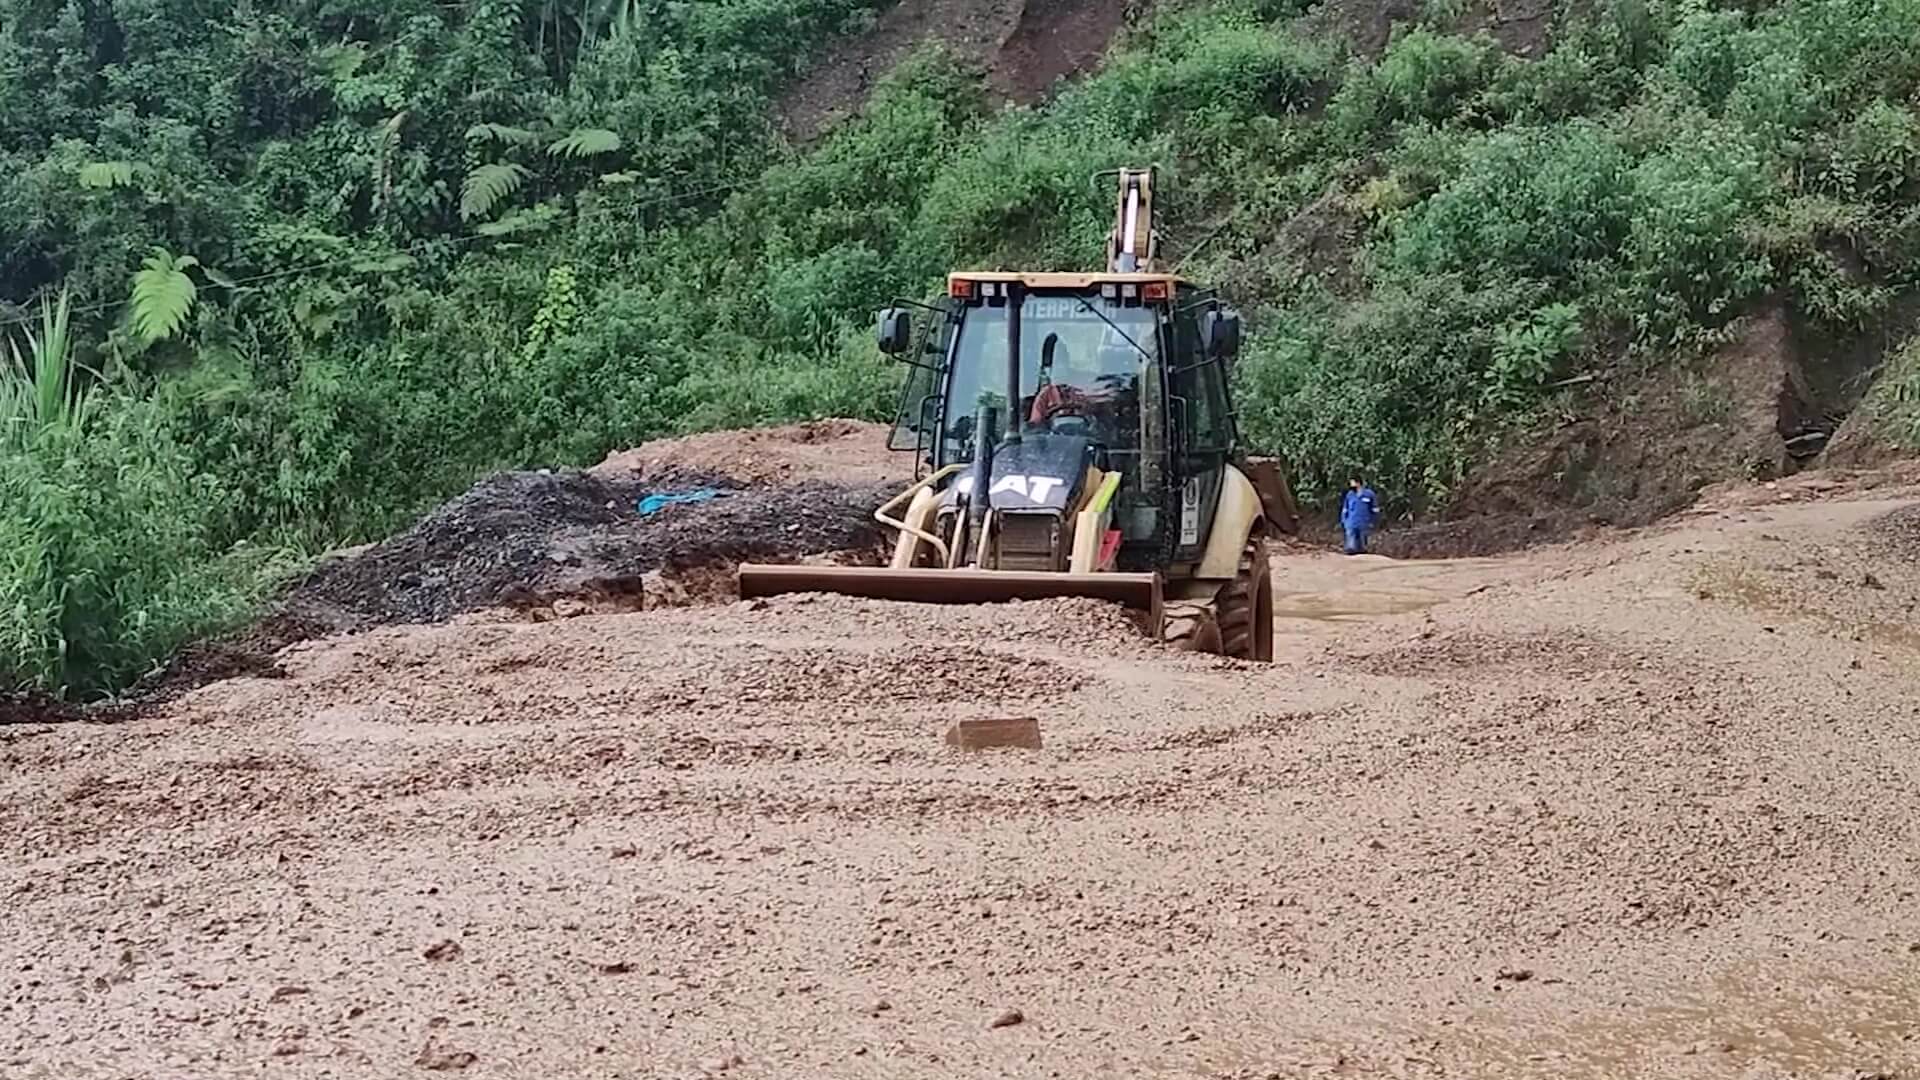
[
  {"xmin": 0, "ymin": 291, "xmax": 89, "ymax": 451},
  {"xmin": 1866, "ymin": 337, "xmax": 1920, "ymax": 451}
]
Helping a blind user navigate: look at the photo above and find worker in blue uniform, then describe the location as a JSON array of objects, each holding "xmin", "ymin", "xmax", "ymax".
[{"xmin": 1340, "ymin": 476, "xmax": 1379, "ymax": 555}]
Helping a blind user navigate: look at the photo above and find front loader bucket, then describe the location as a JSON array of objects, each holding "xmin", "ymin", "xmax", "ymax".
[{"xmin": 737, "ymin": 564, "xmax": 1163, "ymax": 627}]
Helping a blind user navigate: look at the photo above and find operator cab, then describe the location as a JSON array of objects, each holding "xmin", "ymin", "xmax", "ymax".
[
  {"xmin": 879, "ymin": 271, "xmax": 1242, "ymax": 569},
  {"xmin": 943, "ymin": 282, "xmax": 1150, "ymax": 466}
]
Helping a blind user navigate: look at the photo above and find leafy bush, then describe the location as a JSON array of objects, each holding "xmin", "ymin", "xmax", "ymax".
[
  {"xmin": 1385, "ymin": 122, "xmax": 1634, "ymax": 284},
  {"xmin": 1619, "ymin": 120, "xmax": 1775, "ymax": 338},
  {"xmin": 0, "ymin": 416, "xmax": 273, "ymax": 698},
  {"xmin": 1328, "ymin": 28, "xmax": 1504, "ymax": 139}
]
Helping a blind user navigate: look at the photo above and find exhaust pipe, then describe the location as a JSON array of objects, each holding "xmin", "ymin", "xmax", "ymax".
[
  {"xmin": 966, "ymin": 401, "xmax": 994, "ymax": 554},
  {"xmin": 1006, "ymin": 282, "xmax": 1024, "ymax": 445}
]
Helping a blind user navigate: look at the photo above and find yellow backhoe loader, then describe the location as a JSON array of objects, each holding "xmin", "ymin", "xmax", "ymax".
[{"xmin": 738, "ymin": 166, "xmax": 1298, "ymax": 659}]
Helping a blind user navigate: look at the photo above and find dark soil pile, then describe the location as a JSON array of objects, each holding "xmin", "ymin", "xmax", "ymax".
[
  {"xmin": 289, "ymin": 468, "xmax": 896, "ymax": 626},
  {"xmin": 0, "ymin": 692, "xmax": 84, "ymax": 727},
  {"xmin": 132, "ymin": 467, "xmax": 898, "ymax": 706}
]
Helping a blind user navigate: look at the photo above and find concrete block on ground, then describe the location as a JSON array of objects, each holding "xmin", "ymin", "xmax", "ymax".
[{"xmin": 945, "ymin": 717, "xmax": 1042, "ymax": 751}]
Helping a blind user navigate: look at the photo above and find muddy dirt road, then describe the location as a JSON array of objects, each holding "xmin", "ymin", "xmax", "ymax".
[{"xmin": 4, "ymin": 483, "xmax": 1919, "ymax": 1079}]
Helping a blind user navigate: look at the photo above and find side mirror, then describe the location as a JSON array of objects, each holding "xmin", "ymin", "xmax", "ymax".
[
  {"xmin": 1201, "ymin": 307, "xmax": 1242, "ymax": 360},
  {"xmin": 876, "ymin": 308, "xmax": 912, "ymax": 355}
]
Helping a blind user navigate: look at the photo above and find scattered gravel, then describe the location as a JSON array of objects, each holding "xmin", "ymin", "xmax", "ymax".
[{"xmin": 1870, "ymin": 502, "xmax": 1920, "ymax": 560}]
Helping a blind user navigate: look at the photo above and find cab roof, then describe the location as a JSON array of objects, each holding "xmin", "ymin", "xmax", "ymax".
[{"xmin": 947, "ymin": 271, "xmax": 1194, "ymax": 290}]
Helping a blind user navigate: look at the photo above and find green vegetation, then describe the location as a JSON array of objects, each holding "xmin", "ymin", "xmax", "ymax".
[
  {"xmin": 1854, "ymin": 336, "xmax": 1920, "ymax": 451},
  {"xmin": 4, "ymin": 0, "xmax": 1920, "ymax": 696}
]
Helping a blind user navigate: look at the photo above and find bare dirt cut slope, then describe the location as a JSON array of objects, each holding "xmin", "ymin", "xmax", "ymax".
[
  {"xmin": 777, "ymin": 0, "xmax": 1137, "ymax": 140},
  {"xmin": 777, "ymin": 0, "xmax": 1566, "ymax": 143},
  {"xmin": 1372, "ymin": 306, "xmax": 1920, "ymax": 559},
  {"xmin": 4, "ymin": 469, "xmax": 1918, "ymax": 1079},
  {"xmin": 1303, "ymin": 0, "xmax": 1561, "ymax": 58}
]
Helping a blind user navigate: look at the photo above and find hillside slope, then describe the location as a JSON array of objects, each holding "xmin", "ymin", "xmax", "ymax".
[{"xmin": 5, "ymin": 0, "xmax": 1920, "ymax": 696}]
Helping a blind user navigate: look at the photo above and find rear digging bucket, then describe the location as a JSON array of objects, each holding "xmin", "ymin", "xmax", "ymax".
[{"xmin": 736, "ymin": 564, "xmax": 1163, "ymax": 624}]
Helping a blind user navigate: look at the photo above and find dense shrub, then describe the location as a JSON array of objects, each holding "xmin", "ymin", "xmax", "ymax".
[{"xmin": 0, "ymin": 307, "xmax": 283, "ymax": 695}]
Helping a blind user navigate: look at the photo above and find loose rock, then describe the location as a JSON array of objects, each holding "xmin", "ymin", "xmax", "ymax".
[{"xmin": 415, "ymin": 1049, "xmax": 478, "ymax": 1071}]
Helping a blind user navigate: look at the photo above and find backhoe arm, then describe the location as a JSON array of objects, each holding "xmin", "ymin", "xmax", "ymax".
[{"xmin": 1104, "ymin": 166, "xmax": 1158, "ymax": 273}]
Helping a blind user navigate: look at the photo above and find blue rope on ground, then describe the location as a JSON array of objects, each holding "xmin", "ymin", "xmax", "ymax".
[{"xmin": 636, "ymin": 488, "xmax": 732, "ymax": 516}]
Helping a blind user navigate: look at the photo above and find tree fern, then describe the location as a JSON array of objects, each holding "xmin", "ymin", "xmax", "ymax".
[
  {"xmin": 460, "ymin": 163, "xmax": 531, "ymax": 220},
  {"xmin": 476, "ymin": 204, "xmax": 564, "ymax": 238},
  {"xmin": 465, "ymin": 123, "xmax": 539, "ymax": 146},
  {"xmin": 130, "ymin": 249, "xmax": 200, "ymax": 344},
  {"xmin": 547, "ymin": 128, "xmax": 622, "ymax": 158},
  {"xmin": 76, "ymin": 161, "xmax": 140, "ymax": 190}
]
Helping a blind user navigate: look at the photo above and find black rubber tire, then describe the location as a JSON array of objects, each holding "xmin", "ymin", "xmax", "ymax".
[
  {"xmin": 1163, "ymin": 604, "xmax": 1222, "ymax": 655},
  {"xmin": 1215, "ymin": 539, "xmax": 1274, "ymax": 662}
]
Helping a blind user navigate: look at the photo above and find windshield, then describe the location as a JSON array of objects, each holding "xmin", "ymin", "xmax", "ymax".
[{"xmin": 942, "ymin": 291, "xmax": 1157, "ymax": 458}]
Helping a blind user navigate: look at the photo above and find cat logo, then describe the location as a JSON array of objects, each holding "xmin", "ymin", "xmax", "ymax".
[
  {"xmin": 954, "ymin": 474, "xmax": 1066, "ymax": 502},
  {"xmin": 990, "ymin": 474, "xmax": 1064, "ymax": 502}
]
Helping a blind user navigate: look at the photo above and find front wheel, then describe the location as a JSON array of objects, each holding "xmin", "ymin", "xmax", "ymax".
[
  {"xmin": 1214, "ymin": 539, "xmax": 1273, "ymax": 662},
  {"xmin": 1165, "ymin": 538, "xmax": 1273, "ymax": 662},
  {"xmin": 1163, "ymin": 602, "xmax": 1223, "ymax": 655}
]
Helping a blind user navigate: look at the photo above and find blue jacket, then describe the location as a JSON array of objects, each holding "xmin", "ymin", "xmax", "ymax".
[{"xmin": 1341, "ymin": 486, "xmax": 1379, "ymax": 529}]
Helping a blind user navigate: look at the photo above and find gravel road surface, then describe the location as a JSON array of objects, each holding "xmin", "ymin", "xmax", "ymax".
[{"xmin": 3, "ymin": 484, "xmax": 1917, "ymax": 1079}]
